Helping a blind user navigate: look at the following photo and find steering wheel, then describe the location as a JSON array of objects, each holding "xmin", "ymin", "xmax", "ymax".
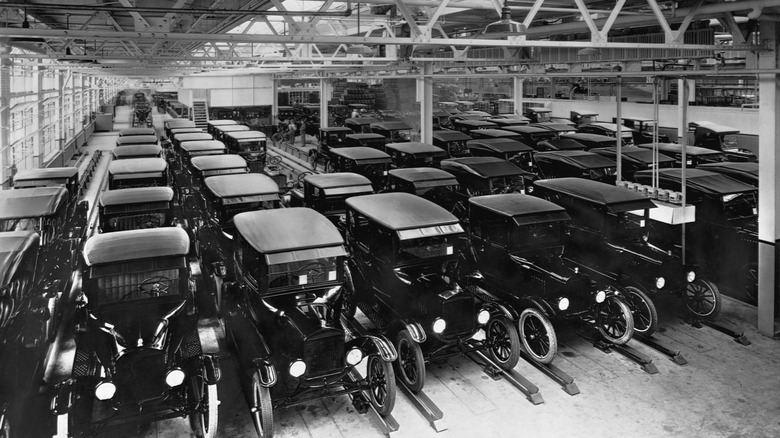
[
  {"xmin": 297, "ymin": 171, "xmax": 313, "ymax": 185},
  {"xmin": 297, "ymin": 262, "xmax": 326, "ymax": 283},
  {"xmin": 137, "ymin": 276, "xmax": 173, "ymax": 298},
  {"xmin": 267, "ymin": 155, "xmax": 282, "ymax": 166},
  {"xmin": 136, "ymin": 214, "xmax": 163, "ymax": 229}
]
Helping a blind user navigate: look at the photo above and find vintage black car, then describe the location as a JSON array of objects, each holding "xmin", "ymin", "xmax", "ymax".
[
  {"xmin": 329, "ymin": 147, "xmax": 392, "ymax": 190},
  {"xmin": 486, "ymin": 116, "xmax": 530, "ymax": 128},
  {"xmin": 345, "ymin": 116, "xmax": 379, "ymax": 134},
  {"xmin": 523, "ymin": 107, "xmax": 553, "ymax": 124},
  {"xmin": 343, "ymin": 193, "xmax": 516, "ymax": 391},
  {"xmin": 467, "ymin": 138, "xmax": 535, "ymax": 173},
  {"xmin": 180, "ymin": 140, "xmax": 227, "ymax": 161},
  {"xmin": 560, "ymin": 132, "xmax": 617, "ymax": 150},
  {"xmin": 223, "ymin": 130, "xmax": 268, "ymax": 172},
  {"xmin": 691, "ymin": 121, "xmax": 757, "ymax": 162},
  {"xmin": 534, "ymin": 150, "xmax": 618, "ymax": 184},
  {"xmin": 500, "ymin": 125, "xmax": 557, "ymax": 148},
  {"xmin": 531, "ymin": 122, "xmax": 578, "ymax": 138},
  {"xmin": 310, "ymin": 127, "xmax": 355, "ymax": 169},
  {"xmin": 384, "ymin": 142, "xmax": 447, "ymax": 169},
  {"xmin": 52, "ymin": 228, "xmax": 220, "ymax": 437},
  {"xmin": 112, "ymin": 144, "xmax": 164, "ymax": 160},
  {"xmin": 164, "ymin": 119, "xmax": 197, "ymax": 139},
  {"xmin": 345, "ymin": 133, "xmax": 387, "ymax": 150},
  {"xmin": 169, "ymin": 127, "xmax": 204, "ymax": 139},
  {"xmin": 634, "ymin": 168, "xmax": 759, "ymax": 303},
  {"xmin": 207, "ymin": 119, "xmax": 238, "ymax": 136},
  {"xmin": 289, "ymin": 172, "xmax": 373, "ymax": 225},
  {"xmin": 119, "ymin": 127, "xmax": 156, "ymax": 137},
  {"xmin": 451, "ymin": 119, "xmax": 497, "ymax": 136},
  {"xmin": 172, "ymin": 132, "xmax": 214, "ymax": 152},
  {"xmin": 440, "ymin": 157, "xmax": 535, "ymax": 207},
  {"xmin": 577, "ymin": 122, "xmax": 635, "ymax": 146},
  {"xmin": 371, "ymin": 121, "xmax": 412, "ymax": 143},
  {"xmin": 570, "ymin": 111, "xmax": 599, "ymax": 127},
  {"xmin": 534, "ymin": 178, "xmax": 722, "ymax": 334},
  {"xmin": 431, "ymin": 130, "xmax": 472, "ymax": 158},
  {"xmin": 697, "ymin": 162, "xmax": 758, "ymax": 187},
  {"xmin": 98, "ymin": 187, "xmax": 176, "ymax": 232},
  {"xmin": 468, "ymin": 128, "xmax": 522, "ymax": 142},
  {"xmin": 213, "ymin": 124, "xmax": 251, "ymax": 144},
  {"xmin": 535, "ymin": 138, "xmax": 588, "ymax": 152},
  {"xmin": 190, "ymin": 155, "xmax": 249, "ymax": 179},
  {"xmin": 463, "ymin": 194, "xmax": 635, "ymax": 363},
  {"xmin": 590, "ymin": 146, "xmax": 676, "ymax": 179},
  {"xmin": 108, "ymin": 157, "xmax": 170, "ymax": 190},
  {"xmin": 432, "ymin": 110, "xmax": 452, "ymax": 129},
  {"xmin": 224, "ymin": 208, "xmax": 397, "ymax": 435},
  {"xmin": 386, "ymin": 167, "xmax": 460, "ymax": 214},
  {"xmin": 637, "ymin": 143, "xmax": 728, "ymax": 168},
  {"xmin": 13, "ymin": 167, "xmax": 79, "ymax": 198},
  {"xmin": 116, "ymin": 135, "xmax": 159, "ymax": 148},
  {"xmin": 612, "ymin": 117, "xmax": 670, "ymax": 144}
]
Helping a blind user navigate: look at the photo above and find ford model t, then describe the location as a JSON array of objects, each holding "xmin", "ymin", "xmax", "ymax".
[
  {"xmin": 462, "ymin": 194, "xmax": 635, "ymax": 364},
  {"xmin": 329, "ymin": 147, "xmax": 392, "ymax": 191},
  {"xmin": 386, "ymin": 167, "xmax": 460, "ymax": 212},
  {"xmin": 52, "ymin": 227, "xmax": 220, "ymax": 437},
  {"xmin": 108, "ymin": 158, "xmax": 170, "ymax": 190},
  {"xmin": 224, "ymin": 208, "xmax": 397, "ymax": 436},
  {"xmin": 691, "ymin": 121, "xmax": 757, "ymax": 162},
  {"xmin": 431, "ymin": 130, "xmax": 472, "ymax": 158},
  {"xmin": 289, "ymin": 172, "xmax": 373, "ymax": 226},
  {"xmin": 98, "ymin": 187, "xmax": 176, "ymax": 233},
  {"xmin": 342, "ymin": 193, "xmax": 517, "ymax": 392}
]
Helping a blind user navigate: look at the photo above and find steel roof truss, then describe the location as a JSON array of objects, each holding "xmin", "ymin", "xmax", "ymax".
[{"xmin": 394, "ymin": 0, "xmax": 423, "ymax": 38}]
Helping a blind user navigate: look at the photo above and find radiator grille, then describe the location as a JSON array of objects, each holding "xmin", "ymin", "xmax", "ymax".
[
  {"xmin": 442, "ymin": 294, "xmax": 476, "ymax": 335},
  {"xmin": 115, "ymin": 349, "xmax": 167, "ymax": 403},
  {"xmin": 303, "ymin": 331, "xmax": 344, "ymax": 376},
  {"xmin": 106, "ymin": 213, "xmax": 166, "ymax": 231}
]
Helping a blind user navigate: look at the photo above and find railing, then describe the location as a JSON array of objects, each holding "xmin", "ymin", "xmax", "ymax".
[{"xmin": 77, "ymin": 150, "xmax": 103, "ymax": 197}]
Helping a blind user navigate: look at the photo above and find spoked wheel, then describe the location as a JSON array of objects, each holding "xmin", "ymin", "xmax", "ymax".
[
  {"xmin": 394, "ymin": 330, "xmax": 425, "ymax": 393},
  {"xmin": 684, "ymin": 279, "xmax": 722, "ymax": 320},
  {"xmin": 342, "ymin": 264, "xmax": 357, "ymax": 319},
  {"xmin": 1, "ymin": 404, "xmax": 12, "ymax": 438},
  {"xmin": 622, "ymin": 286, "xmax": 658, "ymax": 337},
  {"xmin": 485, "ymin": 316, "xmax": 521, "ymax": 370},
  {"xmin": 189, "ymin": 377, "xmax": 219, "ymax": 438},
  {"xmin": 596, "ymin": 296, "xmax": 634, "ymax": 345},
  {"xmin": 45, "ymin": 294, "xmax": 59, "ymax": 343},
  {"xmin": 366, "ymin": 355, "xmax": 397, "ymax": 416},
  {"xmin": 740, "ymin": 263, "xmax": 758, "ymax": 303},
  {"xmin": 518, "ymin": 308, "xmax": 558, "ymax": 365},
  {"xmin": 251, "ymin": 371, "xmax": 274, "ymax": 438}
]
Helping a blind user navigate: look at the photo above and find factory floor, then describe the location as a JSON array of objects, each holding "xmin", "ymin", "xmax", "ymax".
[{"xmin": 33, "ymin": 105, "xmax": 780, "ymax": 438}]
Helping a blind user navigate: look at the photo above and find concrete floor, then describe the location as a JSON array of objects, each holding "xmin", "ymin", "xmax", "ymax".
[{"xmin": 33, "ymin": 105, "xmax": 780, "ymax": 438}]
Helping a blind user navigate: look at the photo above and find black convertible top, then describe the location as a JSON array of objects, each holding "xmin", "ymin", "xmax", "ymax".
[
  {"xmin": 634, "ymin": 168, "xmax": 757, "ymax": 195},
  {"xmin": 389, "ymin": 167, "xmax": 457, "ymax": 186},
  {"xmin": 180, "ymin": 141, "xmax": 226, "ymax": 154},
  {"xmin": 190, "ymin": 155, "xmax": 248, "ymax": 172},
  {"xmin": 469, "ymin": 193, "xmax": 571, "ymax": 223},
  {"xmin": 235, "ymin": 208, "xmax": 344, "ymax": 254},
  {"xmin": 108, "ymin": 158, "xmax": 167, "ymax": 174},
  {"xmin": 119, "ymin": 127, "xmax": 156, "ymax": 137},
  {"xmin": 330, "ymin": 147, "xmax": 391, "ymax": 163},
  {"xmin": 467, "ymin": 138, "xmax": 533, "ymax": 153},
  {"xmin": 0, "ymin": 231, "xmax": 39, "ymax": 287},
  {"xmin": 116, "ymin": 135, "xmax": 159, "ymax": 146},
  {"xmin": 440, "ymin": 157, "xmax": 533, "ymax": 179},
  {"xmin": 84, "ymin": 227, "xmax": 190, "ymax": 266},
  {"xmin": 432, "ymin": 130, "xmax": 472, "ymax": 142},
  {"xmin": 697, "ymin": 162, "xmax": 758, "ymax": 185},
  {"xmin": 534, "ymin": 177, "xmax": 656, "ymax": 212},
  {"xmin": 590, "ymin": 147, "xmax": 675, "ymax": 165},
  {"xmin": 14, "ymin": 167, "xmax": 78, "ymax": 182},
  {"xmin": 638, "ymin": 142, "xmax": 725, "ymax": 157},
  {"xmin": 347, "ymin": 192, "xmax": 461, "ymax": 231},
  {"xmin": 385, "ymin": 142, "xmax": 446, "ymax": 156},
  {"xmin": 226, "ymin": 130, "xmax": 266, "ymax": 140},
  {"xmin": 471, "ymin": 129, "xmax": 520, "ymax": 138},
  {"xmin": 0, "ymin": 187, "xmax": 68, "ymax": 219},
  {"xmin": 534, "ymin": 150, "xmax": 617, "ymax": 169},
  {"xmin": 112, "ymin": 144, "xmax": 163, "ymax": 159},
  {"xmin": 305, "ymin": 172, "xmax": 372, "ymax": 190},
  {"xmin": 174, "ymin": 133, "xmax": 213, "ymax": 142},
  {"xmin": 215, "ymin": 125, "xmax": 250, "ymax": 133},
  {"xmin": 205, "ymin": 173, "xmax": 280, "ymax": 200},
  {"xmin": 207, "ymin": 120, "xmax": 238, "ymax": 127},
  {"xmin": 100, "ymin": 187, "xmax": 174, "ymax": 206}
]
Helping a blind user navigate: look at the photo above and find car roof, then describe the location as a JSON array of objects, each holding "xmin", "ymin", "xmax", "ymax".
[
  {"xmin": 304, "ymin": 172, "xmax": 372, "ymax": 189},
  {"xmin": 214, "ymin": 125, "xmax": 251, "ymax": 132},
  {"xmin": 165, "ymin": 119, "xmax": 196, "ymax": 128},
  {"xmin": 501, "ymin": 125, "xmax": 551, "ymax": 134},
  {"xmin": 174, "ymin": 133, "xmax": 213, "ymax": 141},
  {"xmin": 534, "ymin": 150, "xmax": 617, "ymax": 169},
  {"xmin": 440, "ymin": 157, "xmax": 533, "ymax": 178},
  {"xmin": 346, "ymin": 133, "xmax": 386, "ymax": 140},
  {"xmin": 563, "ymin": 132, "xmax": 616, "ymax": 142},
  {"xmin": 235, "ymin": 208, "xmax": 344, "ymax": 254},
  {"xmin": 469, "ymin": 193, "xmax": 570, "ymax": 219},
  {"xmin": 697, "ymin": 162, "xmax": 759, "ymax": 180},
  {"xmin": 431, "ymin": 130, "xmax": 472, "ymax": 141},
  {"xmin": 169, "ymin": 127, "xmax": 203, "ymax": 134},
  {"xmin": 621, "ymin": 117, "xmax": 654, "ymax": 122},
  {"xmin": 207, "ymin": 120, "xmax": 238, "ymax": 126},
  {"xmin": 472, "ymin": 129, "xmax": 519, "ymax": 138},
  {"xmin": 635, "ymin": 168, "xmax": 757, "ymax": 195},
  {"xmin": 320, "ymin": 127, "xmax": 354, "ymax": 133},
  {"xmin": 585, "ymin": 122, "xmax": 628, "ymax": 132},
  {"xmin": 108, "ymin": 158, "xmax": 167, "ymax": 174},
  {"xmin": 116, "ymin": 135, "xmax": 159, "ymax": 145},
  {"xmin": 190, "ymin": 155, "xmax": 248, "ymax": 171},
  {"xmin": 14, "ymin": 167, "xmax": 78, "ymax": 181},
  {"xmin": 385, "ymin": 142, "xmax": 446, "ymax": 155},
  {"xmin": 433, "ymin": 110, "xmax": 451, "ymax": 117},
  {"xmin": 0, "ymin": 187, "xmax": 69, "ymax": 219},
  {"xmin": 573, "ymin": 111, "xmax": 599, "ymax": 116},
  {"xmin": 467, "ymin": 138, "xmax": 533, "ymax": 153},
  {"xmin": 119, "ymin": 127, "xmax": 156, "ymax": 136},
  {"xmin": 534, "ymin": 178, "xmax": 657, "ymax": 212},
  {"xmin": 226, "ymin": 130, "xmax": 267, "ymax": 140},
  {"xmin": 541, "ymin": 138, "xmax": 588, "ymax": 150},
  {"xmin": 180, "ymin": 140, "xmax": 227, "ymax": 152},
  {"xmin": 205, "ymin": 173, "xmax": 280, "ymax": 197},
  {"xmin": 389, "ymin": 167, "xmax": 457, "ymax": 184},
  {"xmin": 526, "ymin": 107, "xmax": 551, "ymax": 113},
  {"xmin": 99, "ymin": 186, "xmax": 174, "ymax": 206},
  {"xmin": 532, "ymin": 122, "xmax": 577, "ymax": 132},
  {"xmin": 693, "ymin": 122, "xmax": 739, "ymax": 133},
  {"xmin": 347, "ymin": 192, "xmax": 460, "ymax": 231},
  {"xmin": 488, "ymin": 117, "xmax": 530, "ymax": 125},
  {"xmin": 0, "ymin": 231, "xmax": 39, "ymax": 287},
  {"xmin": 590, "ymin": 147, "xmax": 675, "ymax": 164},
  {"xmin": 84, "ymin": 227, "xmax": 190, "ymax": 266},
  {"xmin": 371, "ymin": 121, "xmax": 412, "ymax": 130},
  {"xmin": 112, "ymin": 144, "xmax": 163, "ymax": 158},
  {"xmin": 637, "ymin": 142, "xmax": 725, "ymax": 156},
  {"xmin": 346, "ymin": 117, "xmax": 379, "ymax": 124},
  {"xmin": 453, "ymin": 120, "xmax": 497, "ymax": 127},
  {"xmin": 330, "ymin": 147, "xmax": 391, "ymax": 161}
]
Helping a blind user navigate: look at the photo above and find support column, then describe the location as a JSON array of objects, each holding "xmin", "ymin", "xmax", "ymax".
[
  {"xmin": 757, "ymin": 20, "xmax": 779, "ymax": 335},
  {"xmin": 0, "ymin": 44, "xmax": 11, "ymax": 188},
  {"xmin": 513, "ymin": 77, "xmax": 524, "ymax": 115},
  {"xmin": 320, "ymin": 78, "xmax": 330, "ymax": 128},
  {"xmin": 419, "ymin": 62, "xmax": 433, "ymax": 144}
]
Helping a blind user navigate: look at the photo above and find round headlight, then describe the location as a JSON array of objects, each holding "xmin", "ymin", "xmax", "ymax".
[
  {"xmin": 95, "ymin": 381, "xmax": 116, "ymax": 401},
  {"xmin": 686, "ymin": 271, "xmax": 696, "ymax": 283},
  {"xmin": 655, "ymin": 277, "xmax": 666, "ymax": 289},
  {"xmin": 558, "ymin": 297, "xmax": 570, "ymax": 311},
  {"xmin": 432, "ymin": 318, "xmax": 447, "ymax": 334},
  {"xmin": 477, "ymin": 309, "xmax": 490, "ymax": 325},
  {"xmin": 346, "ymin": 348, "xmax": 364, "ymax": 366},
  {"xmin": 165, "ymin": 368, "xmax": 186, "ymax": 387},
  {"xmin": 289, "ymin": 360, "xmax": 307, "ymax": 378},
  {"xmin": 595, "ymin": 291, "xmax": 606, "ymax": 304}
]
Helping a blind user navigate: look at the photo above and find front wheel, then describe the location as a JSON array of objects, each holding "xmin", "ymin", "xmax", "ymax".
[
  {"xmin": 684, "ymin": 279, "xmax": 722, "ymax": 320},
  {"xmin": 251, "ymin": 372, "xmax": 274, "ymax": 437},
  {"xmin": 366, "ymin": 355, "xmax": 396, "ymax": 416},
  {"xmin": 622, "ymin": 286, "xmax": 658, "ymax": 336},
  {"xmin": 518, "ymin": 308, "xmax": 558, "ymax": 365},
  {"xmin": 595, "ymin": 296, "xmax": 634, "ymax": 345},
  {"xmin": 394, "ymin": 330, "xmax": 425, "ymax": 393},
  {"xmin": 189, "ymin": 378, "xmax": 219, "ymax": 438},
  {"xmin": 485, "ymin": 316, "xmax": 521, "ymax": 370}
]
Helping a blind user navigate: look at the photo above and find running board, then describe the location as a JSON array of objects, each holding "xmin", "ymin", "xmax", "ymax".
[
  {"xmin": 345, "ymin": 369, "xmax": 400, "ymax": 436},
  {"xmin": 465, "ymin": 349, "xmax": 544, "ymax": 405},
  {"xmin": 519, "ymin": 351, "xmax": 580, "ymax": 396},
  {"xmin": 685, "ymin": 318, "xmax": 751, "ymax": 345},
  {"xmin": 579, "ymin": 333, "xmax": 659, "ymax": 375},
  {"xmin": 634, "ymin": 334, "xmax": 688, "ymax": 365}
]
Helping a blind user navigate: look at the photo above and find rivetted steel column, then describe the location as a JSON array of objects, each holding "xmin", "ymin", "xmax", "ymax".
[{"xmin": 0, "ymin": 43, "xmax": 11, "ymax": 188}]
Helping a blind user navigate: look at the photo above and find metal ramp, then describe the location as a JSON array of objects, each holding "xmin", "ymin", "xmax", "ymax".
[{"xmin": 190, "ymin": 99, "xmax": 209, "ymax": 129}]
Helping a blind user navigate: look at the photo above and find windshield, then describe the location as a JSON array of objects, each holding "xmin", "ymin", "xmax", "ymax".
[
  {"xmin": 722, "ymin": 192, "xmax": 757, "ymax": 221},
  {"xmin": 0, "ymin": 217, "xmax": 40, "ymax": 233},
  {"xmin": 509, "ymin": 221, "xmax": 564, "ymax": 250},
  {"xmin": 605, "ymin": 211, "xmax": 647, "ymax": 239},
  {"xmin": 237, "ymin": 141, "xmax": 263, "ymax": 152},
  {"xmin": 508, "ymin": 152, "xmax": 534, "ymax": 169},
  {"xmin": 489, "ymin": 175, "xmax": 525, "ymax": 194},
  {"xmin": 580, "ymin": 115, "xmax": 598, "ymax": 124},
  {"xmin": 268, "ymin": 257, "xmax": 339, "ymax": 288},
  {"xmin": 390, "ymin": 130, "xmax": 412, "ymax": 142},
  {"xmin": 398, "ymin": 234, "xmax": 459, "ymax": 263},
  {"xmin": 722, "ymin": 134, "xmax": 738, "ymax": 148},
  {"xmin": 587, "ymin": 167, "xmax": 616, "ymax": 181},
  {"xmin": 536, "ymin": 113, "xmax": 551, "ymax": 122},
  {"xmin": 448, "ymin": 140, "xmax": 469, "ymax": 156}
]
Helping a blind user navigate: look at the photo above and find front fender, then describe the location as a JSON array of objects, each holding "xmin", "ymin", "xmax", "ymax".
[
  {"xmin": 202, "ymin": 353, "xmax": 221, "ymax": 385},
  {"xmin": 481, "ymin": 301, "xmax": 516, "ymax": 321},
  {"xmin": 347, "ymin": 335, "xmax": 398, "ymax": 362},
  {"xmin": 50, "ymin": 380, "xmax": 74, "ymax": 415},
  {"xmin": 251, "ymin": 358, "xmax": 277, "ymax": 388},
  {"xmin": 404, "ymin": 321, "xmax": 426, "ymax": 343},
  {"xmin": 519, "ymin": 296, "xmax": 555, "ymax": 319}
]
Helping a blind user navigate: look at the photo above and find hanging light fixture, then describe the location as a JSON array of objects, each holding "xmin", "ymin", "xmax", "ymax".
[
  {"xmin": 481, "ymin": 1, "xmax": 526, "ymax": 38},
  {"xmin": 346, "ymin": 2, "xmax": 373, "ymax": 56}
]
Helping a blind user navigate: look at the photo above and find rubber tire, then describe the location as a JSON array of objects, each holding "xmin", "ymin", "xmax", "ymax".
[
  {"xmin": 342, "ymin": 265, "xmax": 357, "ymax": 319},
  {"xmin": 622, "ymin": 286, "xmax": 659, "ymax": 337},
  {"xmin": 596, "ymin": 296, "xmax": 634, "ymax": 345},
  {"xmin": 251, "ymin": 371, "xmax": 274, "ymax": 438},
  {"xmin": 394, "ymin": 330, "xmax": 426, "ymax": 393},
  {"xmin": 684, "ymin": 279, "xmax": 722, "ymax": 320},
  {"xmin": 518, "ymin": 308, "xmax": 558, "ymax": 365},
  {"xmin": 366, "ymin": 355, "xmax": 397, "ymax": 416},
  {"xmin": 190, "ymin": 379, "xmax": 219, "ymax": 438},
  {"xmin": 485, "ymin": 316, "xmax": 521, "ymax": 370}
]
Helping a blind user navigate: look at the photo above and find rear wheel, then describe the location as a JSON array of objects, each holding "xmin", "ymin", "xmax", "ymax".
[
  {"xmin": 190, "ymin": 377, "xmax": 218, "ymax": 438},
  {"xmin": 518, "ymin": 308, "xmax": 557, "ymax": 365},
  {"xmin": 684, "ymin": 279, "xmax": 722, "ymax": 319},
  {"xmin": 394, "ymin": 330, "xmax": 425, "ymax": 393},
  {"xmin": 596, "ymin": 296, "xmax": 634, "ymax": 345},
  {"xmin": 366, "ymin": 355, "xmax": 396, "ymax": 416},
  {"xmin": 622, "ymin": 286, "xmax": 658, "ymax": 336},
  {"xmin": 251, "ymin": 371, "xmax": 274, "ymax": 438},
  {"xmin": 485, "ymin": 316, "xmax": 521, "ymax": 370}
]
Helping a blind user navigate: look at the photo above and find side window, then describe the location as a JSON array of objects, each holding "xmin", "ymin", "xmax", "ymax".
[
  {"xmin": 482, "ymin": 219, "xmax": 507, "ymax": 246},
  {"xmin": 373, "ymin": 227, "xmax": 394, "ymax": 262}
]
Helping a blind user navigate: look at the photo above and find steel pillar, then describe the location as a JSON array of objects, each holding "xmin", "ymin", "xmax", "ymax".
[
  {"xmin": 419, "ymin": 62, "xmax": 433, "ymax": 144},
  {"xmin": 513, "ymin": 77, "xmax": 524, "ymax": 115}
]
